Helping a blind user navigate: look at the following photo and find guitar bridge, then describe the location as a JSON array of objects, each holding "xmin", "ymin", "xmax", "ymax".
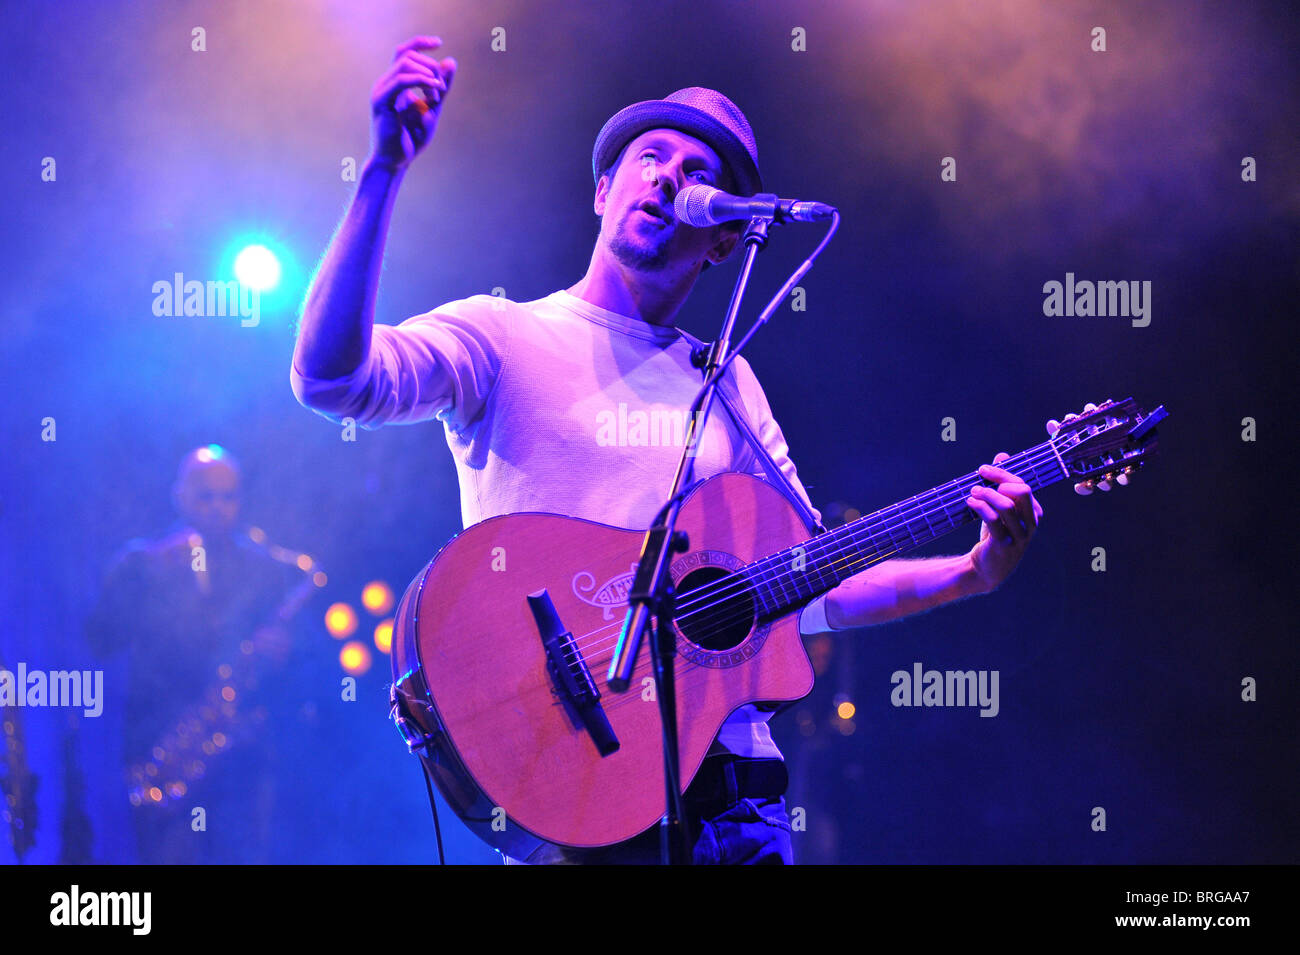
[{"xmin": 527, "ymin": 589, "xmax": 619, "ymax": 758}]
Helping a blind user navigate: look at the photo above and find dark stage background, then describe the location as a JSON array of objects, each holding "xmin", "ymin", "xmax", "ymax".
[{"xmin": 1, "ymin": 0, "xmax": 1296, "ymax": 865}]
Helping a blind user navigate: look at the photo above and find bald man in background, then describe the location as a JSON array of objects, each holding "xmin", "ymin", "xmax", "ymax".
[{"xmin": 88, "ymin": 447, "xmax": 312, "ymax": 863}]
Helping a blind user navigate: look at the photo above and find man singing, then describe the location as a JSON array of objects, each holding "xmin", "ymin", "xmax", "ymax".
[{"xmin": 290, "ymin": 36, "xmax": 1043, "ymax": 864}]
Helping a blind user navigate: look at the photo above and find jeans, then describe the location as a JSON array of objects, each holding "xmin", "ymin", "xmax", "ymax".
[{"xmin": 504, "ymin": 756, "xmax": 793, "ymax": 865}]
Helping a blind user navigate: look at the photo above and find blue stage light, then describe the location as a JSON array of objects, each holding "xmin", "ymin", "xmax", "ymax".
[{"xmin": 233, "ymin": 244, "xmax": 282, "ymax": 292}]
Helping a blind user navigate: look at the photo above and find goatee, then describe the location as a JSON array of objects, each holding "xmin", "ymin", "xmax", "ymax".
[{"xmin": 608, "ymin": 214, "xmax": 673, "ymax": 272}]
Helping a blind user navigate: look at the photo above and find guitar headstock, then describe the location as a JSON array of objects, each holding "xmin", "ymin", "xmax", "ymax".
[{"xmin": 1049, "ymin": 398, "xmax": 1167, "ymax": 493}]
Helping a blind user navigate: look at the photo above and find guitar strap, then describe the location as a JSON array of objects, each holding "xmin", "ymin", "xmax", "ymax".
[
  {"xmin": 682, "ymin": 334, "xmax": 826, "ymax": 719},
  {"xmin": 681, "ymin": 333, "xmax": 827, "ymax": 537}
]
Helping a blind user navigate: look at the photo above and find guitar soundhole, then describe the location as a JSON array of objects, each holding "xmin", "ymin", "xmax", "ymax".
[{"xmin": 674, "ymin": 567, "xmax": 755, "ymax": 651}]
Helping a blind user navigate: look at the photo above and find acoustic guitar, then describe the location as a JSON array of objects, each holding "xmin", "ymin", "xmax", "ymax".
[{"xmin": 390, "ymin": 398, "xmax": 1166, "ymax": 857}]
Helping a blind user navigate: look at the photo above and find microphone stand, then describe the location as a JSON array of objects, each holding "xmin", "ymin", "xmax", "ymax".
[{"xmin": 608, "ymin": 215, "xmax": 773, "ymax": 865}]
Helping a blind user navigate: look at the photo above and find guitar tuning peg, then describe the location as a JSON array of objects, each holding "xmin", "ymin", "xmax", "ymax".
[
  {"xmin": 1046, "ymin": 419, "xmax": 1061, "ymax": 436},
  {"xmin": 1116, "ymin": 464, "xmax": 1136, "ymax": 486},
  {"xmin": 1083, "ymin": 403, "xmax": 1098, "ymax": 413},
  {"xmin": 1097, "ymin": 475, "xmax": 1114, "ymax": 491},
  {"xmin": 1074, "ymin": 480, "xmax": 1095, "ymax": 495}
]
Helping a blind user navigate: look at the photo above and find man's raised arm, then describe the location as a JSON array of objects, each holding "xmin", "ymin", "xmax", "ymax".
[{"xmin": 293, "ymin": 36, "xmax": 457, "ymax": 384}]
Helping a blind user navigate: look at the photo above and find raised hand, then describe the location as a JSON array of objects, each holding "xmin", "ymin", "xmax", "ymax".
[{"xmin": 370, "ymin": 36, "xmax": 457, "ymax": 170}]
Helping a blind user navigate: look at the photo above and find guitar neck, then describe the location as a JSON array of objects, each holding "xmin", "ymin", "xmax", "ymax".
[{"xmin": 743, "ymin": 439, "xmax": 1069, "ymax": 618}]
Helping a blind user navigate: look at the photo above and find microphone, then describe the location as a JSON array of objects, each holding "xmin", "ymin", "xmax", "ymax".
[{"xmin": 673, "ymin": 184, "xmax": 836, "ymax": 227}]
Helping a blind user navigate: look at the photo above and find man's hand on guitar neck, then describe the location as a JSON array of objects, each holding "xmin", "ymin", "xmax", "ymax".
[
  {"xmin": 819, "ymin": 451, "xmax": 1044, "ymax": 630},
  {"xmin": 964, "ymin": 452, "xmax": 1044, "ymax": 595},
  {"xmin": 964, "ymin": 399, "xmax": 1125, "ymax": 595},
  {"xmin": 817, "ymin": 400, "xmax": 1148, "ymax": 630},
  {"xmin": 822, "ymin": 408, "xmax": 1091, "ymax": 630}
]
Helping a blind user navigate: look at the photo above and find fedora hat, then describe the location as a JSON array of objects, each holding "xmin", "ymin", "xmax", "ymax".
[{"xmin": 591, "ymin": 87, "xmax": 762, "ymax": 197}]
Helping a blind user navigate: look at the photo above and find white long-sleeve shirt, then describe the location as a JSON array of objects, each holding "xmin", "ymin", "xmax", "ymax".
[{"xmin": 291, "ymin": 289, "xmax": 832, "ymax": 757}]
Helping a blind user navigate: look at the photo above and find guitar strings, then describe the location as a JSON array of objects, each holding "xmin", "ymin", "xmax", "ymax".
[
  {"xmin": 565, "ymin": 444, "xmax": 1066, "ymax": 664},
  {"xmin": 660, "ymin": 418, "xmax": 1129, "ymax": 642},
  {"xmin": 676, "ymin": 445, "xmax": 1063, "ymax": 629},
  {"xmin": 570, "ymin": 444, "xmax": 1063, "ymax": 660},
  {"xmin": 542, "ymin": 420, "xmax": 1131, "ymax": 723},
  {"xmin": 562, "ymin": 451, "xmax": 1063, "ymax": 717},
  {"xmin": 576, "ymin": 470, "xmax": 1058, "ymax": 717},
  {"xmin": 615, "ymin": 445, "xmax": 1058, "ymax": 646}
]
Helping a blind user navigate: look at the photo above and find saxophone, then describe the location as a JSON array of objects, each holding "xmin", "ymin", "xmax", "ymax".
[{"xmin": 127, "ymin": 529, "xmax": 321, "ymax": 811}]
